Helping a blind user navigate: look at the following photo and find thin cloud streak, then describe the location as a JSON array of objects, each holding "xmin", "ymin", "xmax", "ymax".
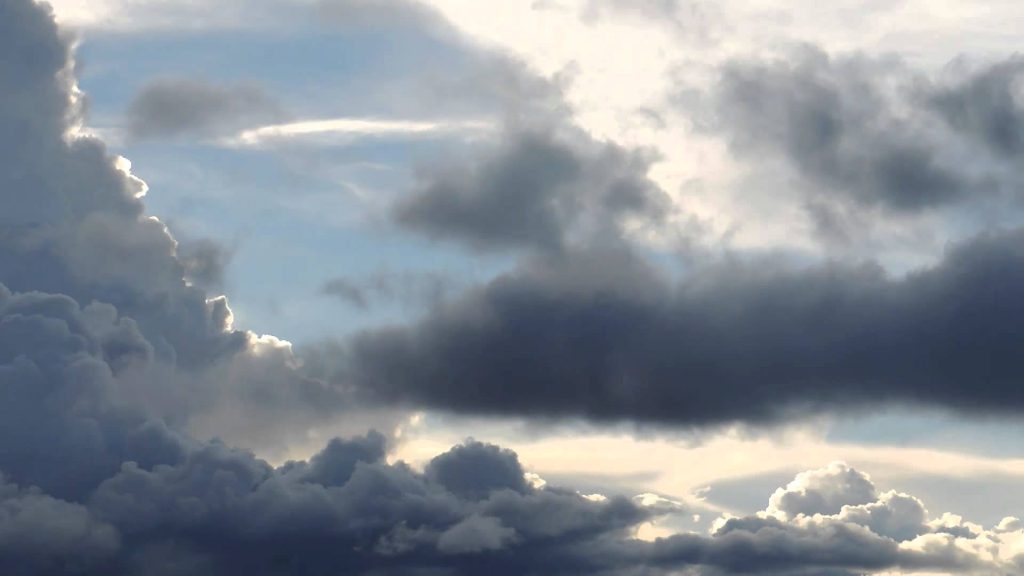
[{"xmin": 223, "ymin": 116, "xmax": 493, "ymax": 147}]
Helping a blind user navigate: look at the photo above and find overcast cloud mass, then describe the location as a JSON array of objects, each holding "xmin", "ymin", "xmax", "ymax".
[{"xmin": 6, "ymin": 0, "xmax": 1024, "ymax": 573}]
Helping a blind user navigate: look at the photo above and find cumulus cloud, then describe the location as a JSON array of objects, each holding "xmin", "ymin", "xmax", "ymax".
[
  {"xmin": 0, "ymin": 0, "xmax": 376, "ymax": 458},
  {"xmin": 765, "ymin": 462, "xmax": 878, "ymax": 520}
]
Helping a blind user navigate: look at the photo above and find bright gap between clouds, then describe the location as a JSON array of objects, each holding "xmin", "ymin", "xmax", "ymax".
[{"xmin": 382, "ymin": 412, "xmax": 1024, "ymax": 520}]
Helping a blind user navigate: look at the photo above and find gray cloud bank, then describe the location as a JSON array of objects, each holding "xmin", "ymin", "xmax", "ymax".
[{"xmin": 343, "ymin": 224, "xmax": 1024, "ymax": 424}]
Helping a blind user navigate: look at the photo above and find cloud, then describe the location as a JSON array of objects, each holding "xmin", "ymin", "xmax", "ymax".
[
  {"xmin": 425, "ymin": 440, "xmax": 531, "ymax": 500},
  {"xmin": 84, "ymin": 435, "xmax": 662, "ymax": 575},
  {"xmin": 436, "ymin": 514, "xmax": 519, "ymax": 554},
  {"xmin": 0, "ymin": 473, "xmax": 120, "ymax": 575},
  {"xmin": 312, "ymin": 0, "xmax": 450, "ymax": 34},
  {"xmin": 340, "ymin": 225, "xmax": 1024, "ymax": 425},
  {"xmin": 712, "ymin": 46, "xmax": 974, "ymax": 213},
  {"xmin": 126, "ymin": 78, "xmax": 285, "ymax": 141},
  {"xmin": 394, "ymin": 126, "xmax": 672, "ymax": 252},
  {"xmin": 177, "ymin": 238, "xmax": 232, "ymax": 290},
  {"xmin": 580, "ymin": 0, "xmax": 716, "ymax": 35},
  {"xmin": 0, "ymin": 0, "xmax": 372, "ymax": 458},
  {"xmin": 765, "ymin": 462, "xmax": 878, "ymax": 520},
  {"xmin": 705, "ymin": 46, "xmax": 1024, "ymax": 252},
  {"xmin": 49, "ymin": 0, "xmax": 444, "ymax": 31},
  {"xmin": 928, "ymin": 56, "xmax": 1024, "ymax": 158},
  {"xmin": 224, "ymin": 117, "xmax": 490, "ymax": 147},
  {"xmin": 321, "ymin": 270, "xmax": 461, "ymax": 310}
]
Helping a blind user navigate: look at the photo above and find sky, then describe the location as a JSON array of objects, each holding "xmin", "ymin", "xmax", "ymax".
[{"xmin": 6, "ymin": 0, "xmax": 1024, "ymax": 573}]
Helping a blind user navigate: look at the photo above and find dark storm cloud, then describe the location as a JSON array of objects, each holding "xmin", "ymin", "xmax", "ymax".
[
  {"xmin": 126, "ymin": 79, "xmax": 284, "ymax": 140},
  {"xmin": 322, "ymin": 270, "xmax": 458, "ymax": 310},
  {"xmin": 343, "ymin": 226, "xmax": 1024, "ymax": 424},
  {"xmin": 83, "ymin": 435, "xmax": 644, "ymax": 575},
  {"xmin": 394, "ymin": 127, "xmax": 672, "ymax": 252},
  {"xmin": 0, "ymin": 286, "xmax": 187, "ymax": 501}
]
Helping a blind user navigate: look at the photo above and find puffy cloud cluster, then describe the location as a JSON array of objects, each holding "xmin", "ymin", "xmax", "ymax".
[{"xmin": 691, "ymin": 462, "xmax": 1024, "ymax": 576}]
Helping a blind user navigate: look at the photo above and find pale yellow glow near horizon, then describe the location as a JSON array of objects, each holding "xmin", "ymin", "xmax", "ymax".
[{"xmin": 392, "ymin": 417, "xmax": 1024, "ymax": 519}]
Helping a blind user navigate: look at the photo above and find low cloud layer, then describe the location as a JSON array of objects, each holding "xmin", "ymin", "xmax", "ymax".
[{"xmin": 343, "ymin": 226, "xmax": 1024, "ymax": 424}]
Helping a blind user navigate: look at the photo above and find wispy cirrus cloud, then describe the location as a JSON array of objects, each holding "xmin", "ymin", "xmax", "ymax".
[{"xmin": 222, "ymin": 116, "xmax": 492, "ymax": 147}]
